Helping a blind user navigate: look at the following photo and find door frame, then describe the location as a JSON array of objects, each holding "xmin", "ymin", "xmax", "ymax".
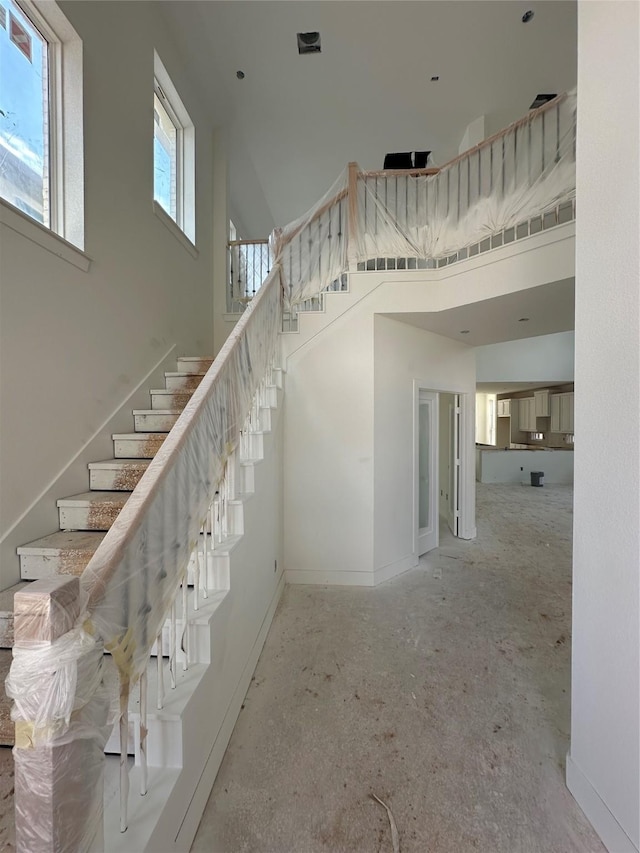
[
  {"xmin": 415, "ymin": 389, "xmax": 439, "ymax": 556},
  {"xmin": 413, "ymin": 380, "xmax": 475, "ymax": 559}
]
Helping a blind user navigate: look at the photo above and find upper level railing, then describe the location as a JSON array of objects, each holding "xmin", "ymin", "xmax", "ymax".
[{"xmin": 228, "ymin": 239, "xmax": 271, "ymax": 313}]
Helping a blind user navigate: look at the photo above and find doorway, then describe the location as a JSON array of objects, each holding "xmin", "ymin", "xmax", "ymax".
[{"xmin": 415, "ymin": 388, "xmax": 462, "ymax": 558}]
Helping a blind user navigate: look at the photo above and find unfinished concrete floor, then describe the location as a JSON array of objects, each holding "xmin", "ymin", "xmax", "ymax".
[{"xmin": 192, "ymin": 483, "xmax": 605, "ymax": 853}]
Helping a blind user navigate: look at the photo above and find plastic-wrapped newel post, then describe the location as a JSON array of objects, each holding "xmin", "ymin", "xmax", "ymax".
[{"xmin": 8, "ymin": 576, "xmax": 110, "ymax": 853}]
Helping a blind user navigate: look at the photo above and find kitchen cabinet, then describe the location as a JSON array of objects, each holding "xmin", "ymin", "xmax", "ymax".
[
  {"xmin": 497, "ymin": 399, "xmax": 511, "ymax": 417},
  {"xmin": 518, "ymin": 397, "xmax": 537, "ymax": 432},
  {"xmin": 550, "ymin": 392, "xmax": 574, "ymax": 433},
  {"xmin": 534, "ymin": 389, "xmax": 550, "ymax": 417}
]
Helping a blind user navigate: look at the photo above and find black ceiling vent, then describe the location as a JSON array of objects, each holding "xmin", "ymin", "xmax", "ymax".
[
  {"xmin": 297, "ymin": 32, "xmax": 321, "ymax": 55},
  {"xmin": 530, "ymin": 93, "xmax": 557, "ymax": 110},
  {"xmin": 383, "ymin": 151, "xmax": 432, "ymax": 169}
]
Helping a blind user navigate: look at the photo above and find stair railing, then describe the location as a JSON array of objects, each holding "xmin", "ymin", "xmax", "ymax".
[
  {"xmin": 7, "ymin": 264, "xmax": 283, "ymax": 850},
  {"xmin": 228, "ymin": 239, "xmax": 271, "ymax": 312}
]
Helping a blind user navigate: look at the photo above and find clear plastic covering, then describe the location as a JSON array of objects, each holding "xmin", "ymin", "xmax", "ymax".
[
  {"xmin": 80, "ymin": 268, "xmax": 282, "ymax": 691},
  {"xmin": 278, "ymin": 91, "xmax": 576, "ymax": 307},
  {"xmin": 271, "ymin": 168, "xmax": 349, "ymax": 310}
]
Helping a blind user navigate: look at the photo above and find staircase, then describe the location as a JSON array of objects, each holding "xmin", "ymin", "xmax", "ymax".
[{"xmin": 0, "ymin": 355, "xmax": 283, "ymax": 763}]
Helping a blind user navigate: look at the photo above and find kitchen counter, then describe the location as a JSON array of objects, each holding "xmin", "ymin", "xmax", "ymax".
[{"xmin": 476, "ymin": 447, "xmax": 574, "ymax": 484}]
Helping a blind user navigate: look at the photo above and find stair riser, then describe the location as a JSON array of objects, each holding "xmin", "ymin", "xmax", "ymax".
[
  {"xmin": 150, "ymin": 392, "xmax": 193, "ymax": 411},
  {"xmin": 114, "ymin": 436, "xmax": 165, "ymax": 458},
  {"xmin": 165, "ymin": 374, "xmax": 204, "ymax": 391},
  {"xmin": 19, "ymin": 552, "xmax": 92, "ymax": 579},
  {"xmin": 89, "ymin": 466, "xmax": 148, "ymax": 491},
  {"xmin": 176, "ymin": 358, "xmax": 213, "ymax": 374},
  {"xmin": 134, "ymin": 413, "xmax": 179, "ymax": 432},
  {"xmin": 59, "ymin": 505, "xmax": 122, "ymax": 532}
]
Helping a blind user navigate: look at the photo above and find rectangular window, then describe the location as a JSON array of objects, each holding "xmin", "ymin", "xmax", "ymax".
[
  {"xmin": 153, "ymin": 52, "xmax": 195, "ymax": 244},
  {"xmin": 0, "ymin": 0, "xmax": 84, "ymax": 251},
  {"xmin": 0, "ymin": 0, "xmax": 49, "ymax": 225}
]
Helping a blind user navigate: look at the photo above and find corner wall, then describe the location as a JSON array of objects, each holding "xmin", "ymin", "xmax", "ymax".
[
  {"xmin": 0, "ymin": 2, "xmax": 217, "ymax": 589},
  {"xmin": 568, "ymin": 3, "xmax": 640, "ymax": 851}
]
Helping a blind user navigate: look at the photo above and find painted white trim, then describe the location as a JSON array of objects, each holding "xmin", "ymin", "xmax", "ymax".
[
  {"xmin": 153, "ymin": 202, "xmax": 198, "ymax": 258},
  {"xmin": 0, "ymin": 198, "xmax": 91, "ymax": 271},
  {"xmin": 566, "ymin": 754, "xmax": 638, "ymax": 853},
  {"xmin": 373, "ymin": 553, "xmax": 418, "ymax": 585},
  {"xmin": 285, "ymin": 569, "xmax": 376, "ymax": 587},
  {"xmin": 0, "ymin": 345, "xmax": 176, "ymax": 545}
]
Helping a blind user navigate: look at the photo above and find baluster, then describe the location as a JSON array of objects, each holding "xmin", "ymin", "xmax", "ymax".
[
  {"xmin": 528, "ymin": 116, "xmax": 532, "ymax": 186},
  {"xmin": 478, "ymin": 149, "xmax": 481, "ymax": 198},
  {"xmin": 182, "ymin": 577, "xmax": 189, "ymax": 671},
  {"xmin": 467, "ymin": 156, "xmax": 471, "ymax": 213},
  {"xmin": 156, "ymin": 629, "xmax": 164, "ymax": 709},
  {"xmin": 501, "ymin": 136, "xmax": 506, "ymax": 196},
  {"xmin": 514, "ymin": 124, "xmax": 518, "ymax": 185},
  {"xmin": 228, "ymin": 244, "xmax": 234, "ymax": 310},
  {"xmin": 541, "ymin": 109, "xmax": 546, "ymax": 173},
  {"xmin": 170, "ymin": 599, "xmax": 177, "ymax": 689},
  {"xmin": 193, "ymin": 526, "xmax": 200, "ymax": 612},
  {"xmin": 139, "ymin": 671, "xmax": 148, "ymax": 796},
  {"xmin": 120, "ymin": 705, "xmax": 129, "ymax": 832},
  {"xmin": 555, "ymin": 103, "xmax": 561, "ymax": 163},
  {"xmin": 201, "ymin": 513, "xmax": 209, "ymax": 600}
]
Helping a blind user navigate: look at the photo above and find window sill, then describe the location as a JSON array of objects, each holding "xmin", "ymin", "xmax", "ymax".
[
  {"xmin": 153, "ymin": 201, "xmax": 198, "ymax": 258},
  {"xmin": 0, "ymin": 198, "xmax": 91, "ymax": 272}
]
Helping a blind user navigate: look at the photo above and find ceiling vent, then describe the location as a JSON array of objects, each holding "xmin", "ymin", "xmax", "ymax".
[
  {"xmin": 383, "ymin": 151, "xmax": 432, "ymax": 169},
  {"xmin": 530, "ymin": 93, "xmax": 557, "ymax": 110},
  {"xmin": 297, "ymin": 32, "xmax": 321, "ymax": 55}
]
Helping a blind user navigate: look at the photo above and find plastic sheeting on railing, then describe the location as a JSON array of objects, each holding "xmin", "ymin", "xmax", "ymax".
[
  {"xmin": 271, "ymin": 168, "xmax": 349, "ymax": 310},
  {"xmin": 280, "ymin": 91, "xmax": 576, "ymax": 307},
  {"xmin": 79, "ymin": 269, "xmax": 281, "ymax": 694}
]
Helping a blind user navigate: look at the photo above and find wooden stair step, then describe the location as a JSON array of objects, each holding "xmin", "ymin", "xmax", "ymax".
[
  {"xmin": 57, "ymin": 492, "xmax": 129, "ymax": 531},
  {"xmin": 132, "ymin": 410, "xmax": 180, "ymax": 432},
  {"xmin": 176, "ymin": 357, "xmax": 213, "ymax": 374},
  {"xmin": 88, "ymin": 459, "xmax": 151, "ymax": 491},
  {"xmin": 164, "ymin": 372, "xmax": 206, "ymax": 391},
  {"xmin": 0, "ymin": 650, "xmax": 13, "ymax": 746},
  {"xmin": 0, "ymin": 582, "xmax": 29, "ymax": 648},
  {"xmin": 149, "ymin": 389, "xmax": 195, "ymax": 411},
  {"xmin": 18, "ymin": 531, "xmax": 107, "ymax": 578},
  {"xmin": 112, "ymin": 433, "xmax": 167, "ymax": 459}
]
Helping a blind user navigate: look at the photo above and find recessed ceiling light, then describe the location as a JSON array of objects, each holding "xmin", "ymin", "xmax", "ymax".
[
  {"xmin": 236, "ymin": 70, "xmax": 245, "ymax": 80},
  {"xmin": 430, "ymin": 75, "xmax": 440, "ymax": 82},
  {"xmin": 297, "ymin": 31, "xmax": 321, "ymax": 55},
  {"xmin": 518, "ymin": 317, "xmax": 530, "ymax": 322},
  {"xmin": 522, "ymin": 10, "xmax": 534, "ymax": 23},
  {"xmin": 460, "ymin": 329, "xmax": 470, "ymax": 334}
]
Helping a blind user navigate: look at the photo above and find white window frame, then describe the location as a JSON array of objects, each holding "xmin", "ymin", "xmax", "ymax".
[
  {"xmin": 0, "ymin": 0, "xmax": 86, "ymax": 265},
  {"xmin": 153, "ymin": 51, "xmax": 195, "ymax": 249}
]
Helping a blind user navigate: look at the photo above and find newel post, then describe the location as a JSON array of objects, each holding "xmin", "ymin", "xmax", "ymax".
[
  {"xmin": 347, "ymin": 161, "xmax": 359, "ymax": 267},
  {"xmin": 10, "ymin": 576, "xmax": 109, "ymax": 853}
]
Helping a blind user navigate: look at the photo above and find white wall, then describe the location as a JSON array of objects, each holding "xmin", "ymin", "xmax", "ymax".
[
  {"xmin": 283, "ymin": 309, "xmax": 374, "ymax": 585},
  {"xmin": 373, "ymin": 317, "xmax": 476, "ymax": 577},
  {"xmin": 476, "ymin": 331, "xmax": 575, "ymax": 383},
  {"xmin": 567, "ymin": 3, "xmax": 640, "ymax": 852},
  {"xmin": 0, "ymin": 2, "xmax": 219, "ymax": 589}
]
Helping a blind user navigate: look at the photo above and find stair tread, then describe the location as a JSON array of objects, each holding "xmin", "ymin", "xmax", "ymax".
[
  {"xmin": 57, "ymin": 491, "xmax": 130, "ymax": 507},
  {"xmin": 164, "ymin": 372, "xmax": 206, "ymax": 378},
  {"xmin": 88, "ymin": 459, "xmax": 151, "ymax": 470},
  {"xmin": 18, "ymin": 530, "xmax": 107, "ymax": 554},
  {"xmin": 132, "ymin": 409, "xmax": 182, "ymax": 415},
  {"xmin": 113, "ymin": 432, "xmax": 167, "ymax": 439}
]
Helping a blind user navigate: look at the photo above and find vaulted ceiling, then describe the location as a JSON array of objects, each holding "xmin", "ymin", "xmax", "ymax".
[{"xmin": 163, "ymin": 1, "xmax": 577, "ymax": 234}]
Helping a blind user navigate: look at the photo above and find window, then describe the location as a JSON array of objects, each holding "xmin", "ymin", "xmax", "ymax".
[
  {"xmin": 0, "ymin": 0, "xmax": 83, "ymax": 250},
  {"xmin": 153, "ymin": 52, "xmax": 194, "ymax": 245}
]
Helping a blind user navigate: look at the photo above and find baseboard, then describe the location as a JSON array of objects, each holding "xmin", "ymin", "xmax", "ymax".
[
  {"xmin": 173, "ymin": 571, "xmax": 286, "ymax": 850},
  {"xmin": 285, "ymin": 568, "xmax": 375, "ymax": 587},
  {"xmin": 566, "ymin": 753, "xmax": 638, "ymax": 853},
  {"xmin": 373, "ymin": 553, "xmax": 417, "ymax": 585}
]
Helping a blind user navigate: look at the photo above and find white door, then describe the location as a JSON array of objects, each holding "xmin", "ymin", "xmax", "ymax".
[
  {"xmin": 448, "ymin": 395, "xmax": 461, "ymax": 537},
  {"xmin": 417, "ymin": 390, "xmax": 439, "ymax": 556}
]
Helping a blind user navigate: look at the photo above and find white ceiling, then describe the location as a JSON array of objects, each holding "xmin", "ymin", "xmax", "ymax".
[
  {"xmin": 163, "ymin": 1, "xmax": 577, "ymax": 232},
  {"xmin": 384, "ymin": 278, "xmax": 575, "ymax": 346}
]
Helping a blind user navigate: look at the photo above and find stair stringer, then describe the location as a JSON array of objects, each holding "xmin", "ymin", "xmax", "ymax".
[
  {"xmin": 282, "ymin": 221, "xmax": 576, "ymax": 367},
  {"xmin": 103, "ymin": 377, "xmax": 285, "ymax": 853}
]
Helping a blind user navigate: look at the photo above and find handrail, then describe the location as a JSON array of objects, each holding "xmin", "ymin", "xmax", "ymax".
[{"xmin": 228, "ymin": 238, "xmax": 269, "ymax": 246}]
